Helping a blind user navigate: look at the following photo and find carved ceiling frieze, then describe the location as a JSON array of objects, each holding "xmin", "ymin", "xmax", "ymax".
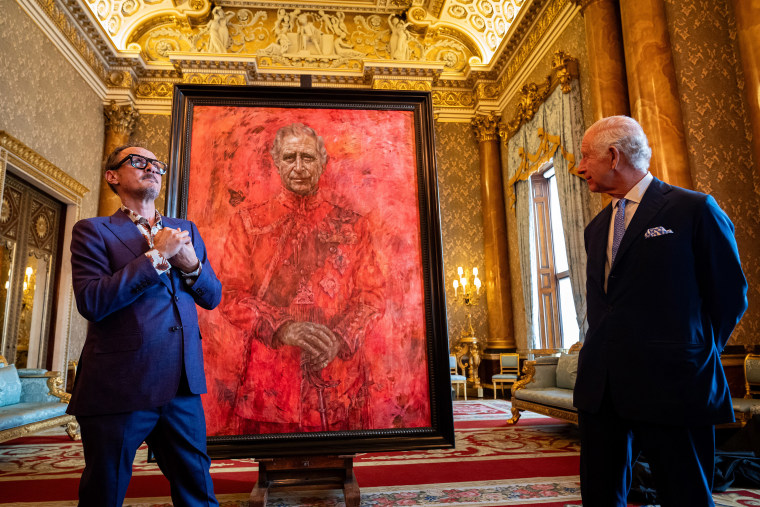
[{"xmin": 21, "ymin": 0, "xmax": 580, "ymax": 119}]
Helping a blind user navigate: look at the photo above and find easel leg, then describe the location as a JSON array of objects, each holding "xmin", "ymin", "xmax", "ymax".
[
  {"xmin": 343, "ymin": 458, "xmax": 360, "ymax": 507},
  {"xmin": 248, "ymin": 459, "xmax": 270, "ymax": 507},
  {"xmin": 248, "ymin": 455, "xmax": 360, "ymax": 506}
]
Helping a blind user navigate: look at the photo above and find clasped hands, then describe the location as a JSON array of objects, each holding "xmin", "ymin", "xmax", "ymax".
[
  {"xmin": 274, "ymin": 321, "xmax": 341, "ymax": 371},
  {"xmin": 153, "ymin": 227, "xmax": 200, "ymax": 273}
]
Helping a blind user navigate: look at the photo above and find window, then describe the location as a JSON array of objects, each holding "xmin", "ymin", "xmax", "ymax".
[{"xmin": 529, "ymin": 163, "xmax": 579, "ymax": 350}]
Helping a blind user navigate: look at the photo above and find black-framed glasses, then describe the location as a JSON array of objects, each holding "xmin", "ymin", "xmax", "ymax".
[{"xmin": 116, "ymin": 154, "xmax": 167, "ymax": 175}]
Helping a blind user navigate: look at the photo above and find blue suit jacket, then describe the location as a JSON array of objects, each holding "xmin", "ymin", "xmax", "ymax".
[
  {"xmin": 573, "ymin": 178, "xmax": 748, "ymax": 425},
  {"xmin": 67, "ymin": 210, "xmax": 222, "ymax": 416}
]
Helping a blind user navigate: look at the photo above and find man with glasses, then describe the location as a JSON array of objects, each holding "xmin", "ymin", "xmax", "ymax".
[{"xmin": 67, "ymin": 144, "xmax": 221, "ymax": 506}]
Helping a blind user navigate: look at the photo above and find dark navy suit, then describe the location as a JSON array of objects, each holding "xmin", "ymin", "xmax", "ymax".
[
  {"xmin": 68, "ymin": 210, "xmax": 222, "ymax": 506},
  {"xmin": 574, "ymin": 178, "xmax": 747, "ymax": 506}
]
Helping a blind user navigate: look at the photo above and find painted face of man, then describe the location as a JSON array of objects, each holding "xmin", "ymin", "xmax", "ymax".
[{"xmin": 275, "ymin": 134, "xmax": 324, "ymax": 196}]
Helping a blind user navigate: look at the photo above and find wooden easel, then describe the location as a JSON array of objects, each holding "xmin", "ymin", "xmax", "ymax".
[{"xmin": 249, "ymin": 455, "xmax": 359, "ymax": 507}]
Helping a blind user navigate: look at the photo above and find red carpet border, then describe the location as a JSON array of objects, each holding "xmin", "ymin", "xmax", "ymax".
[{"xmin": 1, "ymin": 400, "xmax": 758, "ymax": 506}]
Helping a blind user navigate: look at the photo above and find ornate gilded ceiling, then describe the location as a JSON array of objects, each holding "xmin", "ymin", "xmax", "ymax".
[{"xmin": 20, "ymin": 0, "xmax": 579, "ymax": 115}]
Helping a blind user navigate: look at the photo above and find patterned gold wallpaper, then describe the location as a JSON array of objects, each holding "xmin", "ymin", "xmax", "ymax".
[
  {"xmin": 0, "ymin": 0, "xmax": 104, "ymax": 362},
  {"xmin": 664, "ymin": 0, "xmax": 760, "ymax": 346},
  {"xmin": 434, "ymin": 121, "xmax": 488, "ymax": 349}
]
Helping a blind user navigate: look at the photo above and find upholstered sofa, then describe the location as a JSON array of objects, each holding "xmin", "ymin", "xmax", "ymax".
[
  {"xmin": 508, "ymin": 352, "xmax": 579, "ymax": 425},
  {"xmin": 0, "ymin": 355, "xmax": 79, "ymax": 443}
]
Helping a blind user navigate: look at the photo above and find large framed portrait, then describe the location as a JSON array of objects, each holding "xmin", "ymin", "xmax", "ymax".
[{"xmin": 168, "ymin": 84, "xmax": 453, "ymax": 458}]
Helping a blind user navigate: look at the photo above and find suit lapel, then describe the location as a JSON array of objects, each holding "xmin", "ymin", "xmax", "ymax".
[
  {"xmin": 588, "ymin": 205, "xmax": 612, "ymax": 293},
  {"xmin": 104, "ymin": 210, "xmax": 173, "ymax": 292},
  {"xmin": 612, "ymin": 178, "xmax": 669, "ymax": 270},
  {"xmin": 104, "ymin": 210, "xmax": 149, "ymax": 258}
]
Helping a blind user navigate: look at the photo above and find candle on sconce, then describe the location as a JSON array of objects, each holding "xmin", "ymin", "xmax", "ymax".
[
  {"xmin": 457, "ymin": 266, "xmax": 464, "ymax": 277},
  {"xmin": 453, "ymin": 279, "xmax": 459, "ymax": 296}
]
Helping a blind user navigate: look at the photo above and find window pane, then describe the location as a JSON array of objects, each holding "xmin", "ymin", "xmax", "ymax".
[
  {"xmin": 548, "ymin": 175, "xmax": 569, "ymax": 273},
  {"xmin": 558, "ymin": 277, "xmax": 579, "ymax": 349}
]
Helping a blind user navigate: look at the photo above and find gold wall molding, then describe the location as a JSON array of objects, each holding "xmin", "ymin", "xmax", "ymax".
[
  {"xmin": 432, "ymin": 90, "xmax": 476, "ymax": 108},
  {"xmin": 31, "ymin": 0, "xmax": 108, "ymax": 82},
  {"xmin": 500, "ymin": 50, "xmax": 578, "ymax": 140},
  {"xmin": 0, "ymin": 132, "xmax": 90, "ymax": 202},
  {"xmin": 372, "ymin": 79, "xmax": 432, "ymax": 91},
  {"xmin": 504, "ymin": 127, "xmax": 578, "ymax": 209}
]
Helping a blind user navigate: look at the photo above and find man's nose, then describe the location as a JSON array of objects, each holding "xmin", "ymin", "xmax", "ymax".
[
  {"xmin": 293, "ymin": 155, "xmax": 307, "ymax": 173},
  {"xmin": 145, "ymin": 164, "xmax": 161, "ymax": 174}
]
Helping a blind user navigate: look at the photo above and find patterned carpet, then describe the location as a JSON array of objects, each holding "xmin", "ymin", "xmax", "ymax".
[{"xmin": 1, "ymin": 400, "xmax": 759, "ymax": 506}]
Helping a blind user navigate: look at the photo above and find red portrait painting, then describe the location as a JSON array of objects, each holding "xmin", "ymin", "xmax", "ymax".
[{"xmin": 183, "ymin": 104, "xmax": 433, "ymax": 436}]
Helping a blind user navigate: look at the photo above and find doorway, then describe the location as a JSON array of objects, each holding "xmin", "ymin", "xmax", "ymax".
[{"xmin": 0, "ymin": 171, "xmax": 64, "ymax": 369}]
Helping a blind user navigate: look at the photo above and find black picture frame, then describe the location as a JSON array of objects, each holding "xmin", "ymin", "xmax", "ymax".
[{"xmin": 167, "ymin": 84, "xmax": 453, "ymax": 459}]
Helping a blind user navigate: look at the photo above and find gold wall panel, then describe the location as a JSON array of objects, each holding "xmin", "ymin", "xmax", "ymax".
[
  {"xmin": 663, "ymin": 0, "xmax": 760, "ymax": 346},
  {"xmin": 434, "ymin": 121, "xmax": 488, "ymax": 349}
]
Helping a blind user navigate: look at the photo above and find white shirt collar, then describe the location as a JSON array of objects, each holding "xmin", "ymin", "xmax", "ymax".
[{"xmin": 612, "ymin": 172, "xmax": 653, "ymax": 207}]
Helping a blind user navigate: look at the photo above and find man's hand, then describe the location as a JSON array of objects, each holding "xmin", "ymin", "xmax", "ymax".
[
  {"xmin": 154, "ymin": 227, "xmax": 190, "ymax": 259},
  {"xmin": 154, "ymin": 228, "xmax": 199, "ymax": 272},
  {"xmin": 274, "ymin": 321, "xmax": 341, "ymax": 369},
  {"xmin": 170, "ymin": 241, "xmax": 200, "ymax": 273}
]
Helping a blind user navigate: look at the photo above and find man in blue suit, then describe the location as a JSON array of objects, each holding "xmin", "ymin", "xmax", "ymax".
[
  {"xmin": 574, "ymin": 116, "xmax": 747, "ymax": 506},
  {"xmin": 68, "ymin": 144, "xmax": 221, "ymax": 506}
]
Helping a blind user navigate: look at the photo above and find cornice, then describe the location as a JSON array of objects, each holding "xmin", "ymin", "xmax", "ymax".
[
  {"xmin": 22, "ymin": 0, "xmax": 582, "ymax": 120},
  {"xmin": 0, "ymin": 131, "xmax": 90, "ymax": 201}
]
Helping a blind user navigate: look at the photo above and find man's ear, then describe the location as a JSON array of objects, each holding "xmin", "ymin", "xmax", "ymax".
[
  {"xmin": 105, "ymin": 170, "xmax": 119, "ymax": 187},
  {"xmin": 608, "ymin": 146, "xmax": 620, "ymax": 171}
]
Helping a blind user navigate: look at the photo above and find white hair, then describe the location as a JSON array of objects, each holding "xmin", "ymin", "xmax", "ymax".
[{"xmin": 587, "ymin": 115, "xmax": 652, "ymax": 171}]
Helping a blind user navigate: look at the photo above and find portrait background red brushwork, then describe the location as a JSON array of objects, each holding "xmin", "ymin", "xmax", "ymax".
[{"xmin": 185, "ymin": 105, "xmax": 432, "ymax": 435}]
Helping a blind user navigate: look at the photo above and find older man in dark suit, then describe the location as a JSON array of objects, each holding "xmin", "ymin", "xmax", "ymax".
[
  {"xmin": 68, "ymin": 144, "xmax": 221, "ymax": 506},
  {"xmin": 574, "ymin": 115, "xmax": 748, "ymax": 506}
]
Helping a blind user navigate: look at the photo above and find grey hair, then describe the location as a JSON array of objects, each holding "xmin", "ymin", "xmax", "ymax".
[
  {"xmin": 270, "ymin": 123, "xmax": 328, "ymax": 167},
  {"xmin": 103, "ymin": 143, "xmax": 146, "ymax": 194},
  {"xmin": 587, "ymin": 116, "xmax": 652, "ymax": 171}
]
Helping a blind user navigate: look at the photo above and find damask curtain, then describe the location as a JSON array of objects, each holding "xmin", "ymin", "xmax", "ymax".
[{"xmin": 505, "ymin": 81, "xmax": 594, "ymax": 345}]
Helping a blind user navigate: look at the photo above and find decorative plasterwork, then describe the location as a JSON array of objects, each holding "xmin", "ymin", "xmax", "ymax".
[
  {"xmin": 103, "ymin": 101, "xmax": 140, "ymax": 135},
  {"xmin": 22, "ymin": 0, "xmax": 582, "ymax": 119},
  {"xmin": 0, "ymin": 132, "xmax": 90, "ymax": 203},
  {"xmin": 471, "ymin": 113, "xmax": 499, "ymax": 142},
  {"xmin": 499, "ymin": 50, "xmax": 578, "ymax": 140},
  {"xmin": 409, "ymin": 0, "xmax": 524, "ymax": 67}
]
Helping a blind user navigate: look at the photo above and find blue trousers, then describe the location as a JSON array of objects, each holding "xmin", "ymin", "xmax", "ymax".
[
  {"xmin": 579, "ymin": 389, "xmax": 715, "ymax": 507},
  {"xmin": 76, "ymin": 394, "xmax": 218, "ymax": 507}
]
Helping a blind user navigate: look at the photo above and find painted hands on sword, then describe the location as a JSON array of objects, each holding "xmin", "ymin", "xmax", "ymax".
[{"xmin": 274, "ymin": 321, "xmax": 342, "ymax": 370}]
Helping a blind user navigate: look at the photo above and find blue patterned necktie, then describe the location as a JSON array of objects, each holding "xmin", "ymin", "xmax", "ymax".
[{"xmin": 611, "ymin": 198, "xmax": 627, "ymax": 264}]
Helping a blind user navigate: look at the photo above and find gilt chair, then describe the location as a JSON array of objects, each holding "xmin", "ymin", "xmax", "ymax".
[
  {"xmin": 450, "ymin": 355, "xmax": 467, "ymax": 400},
  {"xmin": 492, "ymin": 353, "xmax": 520, "ymax": 399},
  {"xmin": 733, "ymin": 354, "xmax": 760, "ymax": 424}
]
